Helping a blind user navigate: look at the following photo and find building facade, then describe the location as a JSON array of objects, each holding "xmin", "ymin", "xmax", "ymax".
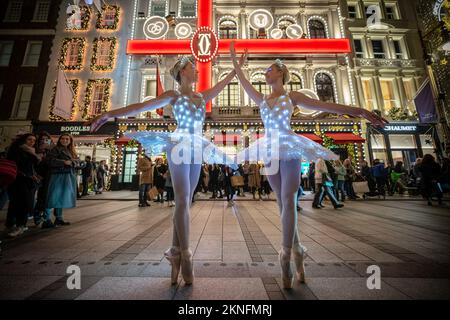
[
  {"xmin": 0, "ymin": 0, "xmax": 61, "ymax": 151},
  {"xmin": 416, "ymin": 0, "xmax": 450, "ymax": 155},
  {"xmin": 32, "ymin": 0, "xmax": 442, "ymax": 189}
]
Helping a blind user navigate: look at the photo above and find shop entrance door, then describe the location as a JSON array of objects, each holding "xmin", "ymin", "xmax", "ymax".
[{"xmin": 391, "ymin": 150, "xmax": 417, "ymax": 170}]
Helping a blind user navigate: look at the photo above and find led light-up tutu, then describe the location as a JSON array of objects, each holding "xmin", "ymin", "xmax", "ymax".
[
  {"xmin": 237, "ymin": 93, "xmax": 339, "ymax": 163},
  {"xmin": 126, "ymin": 91, "xmax": 235, "ymax": 166}
]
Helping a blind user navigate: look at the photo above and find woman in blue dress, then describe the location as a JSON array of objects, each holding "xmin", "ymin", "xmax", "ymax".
[
  {"xmin": 89, "ymin": 54, "xmax": 247, "ymax": 286},
  {"xmin": 46, "ymin": 134, "xmax": 80, "ymax": 226},
  {"xmin": 230, "ymin": 42, "xmax": 387, "ymax": 288}
]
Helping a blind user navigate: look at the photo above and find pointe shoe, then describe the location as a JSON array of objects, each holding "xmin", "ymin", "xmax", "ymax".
[
  {"xmin": 180, "ymin": 249, "xmax": 194, "ymax": 285},
  {"xmin": 292, "ymin": 244, "xmax": 307, "ymax": 283},
  {"xmin": 164, "ymin": 247, "xmax": 181, "ymax": 285},
  {"xmin": 279, "ymin": 247, "xmax": 293, "ymax": 289}
]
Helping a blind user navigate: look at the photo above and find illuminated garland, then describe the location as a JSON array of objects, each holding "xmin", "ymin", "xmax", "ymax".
[
  {"xmin": 96, "ymin": 5, "xmax": 120, "ymax": 30},
  {"xmin": 322, "ymin": 135, "xmax": 338, "ymax": 149},
  {"xmin": 91, "ymin": 37, "xmax": 117, "ymax": 71},
  {"xmin": 66, "ymin": 5, "xmax": 91, "ymax": 30},
  {"xmin": 83, "ymin": 78, "xmax": 112, "ymax": 120},
  {"xmin": 49, "ymin": 79, "xmax": 79, "ymax": 121},
  {"xmin": 126, "ymin": 139, "xmax": 139, "ymax": 148},
  {"xmin": 346, "ymin": 144, "xmax": 357, "ymax": 167},
  {"xmin": 59, "ymin": 38, "xmax": 86, "ymax": 71}
]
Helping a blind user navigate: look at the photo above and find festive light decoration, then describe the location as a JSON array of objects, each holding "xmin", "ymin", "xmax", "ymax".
[
  {"xmin": 83, "ymin": 78, "xmax": 112, "ymax": 119},
  {"xmin": 49, "ymin": 79, "xmax": 79, "ymax": 121},
  {"xmin": 90, "ymin": 37, "xmax": 117, "ymax": 71},
  {"xmin": 126, "ymin": 0, "xmax": 351, "ymax": 113},
  {"xmin": 59, "ymin": 38, "xmax": 86, "ymax": 71},
  {"xmin": 96, "ymin": 5, "xmax": 120, "ymax": 30},
  {"xmin": 66, "ymin": 5, "xmax": 91, "ymax": 30}
]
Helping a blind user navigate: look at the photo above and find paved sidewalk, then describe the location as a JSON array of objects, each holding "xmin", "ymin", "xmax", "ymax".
[{"xmin": 0, "ymin": 198, "xmax": 449, "ymax": 300}]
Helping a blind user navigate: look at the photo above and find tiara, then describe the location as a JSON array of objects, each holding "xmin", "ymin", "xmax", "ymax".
[
  {"xmin": 275, "ymin": 59, "xmax": 284, "ymax": 69},
  {"xmin": 179, "ymin": 56, "xmax": 191, "ymax": 68}
]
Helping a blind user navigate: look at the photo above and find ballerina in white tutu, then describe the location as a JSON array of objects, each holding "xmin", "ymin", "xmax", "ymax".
[
  {"xmin": 88, "ymin": 53, "xmax": 247, "ymax": 286},
  {"xmin": 230, "ymin": 42, "xmax": 387, "ymax": 288}
]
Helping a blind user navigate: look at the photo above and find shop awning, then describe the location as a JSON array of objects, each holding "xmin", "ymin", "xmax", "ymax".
[
  {"xmin": 325, "ymin": 133, "xmax": 365, "ymax": 144},
  {"xmin": 298, "ymin": 133, "xmax": 323, "ymax": 143}
]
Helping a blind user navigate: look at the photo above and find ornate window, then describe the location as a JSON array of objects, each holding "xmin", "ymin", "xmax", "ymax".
[
  {"xmin": 315, "ymin": 72, "xmax": 335, "ymax": 103},
  {"xmin": 96, "ymin": 5, "xmax": 120, "ymax": 30},
  {"xmin": 308, "ymin": 19, "xmax": 327, "ymax": 39},
  {"xmin": 60, "ymin": 38, "xmax": 86, "ymax": 70},
  {"xmin": 218, "ymin": 18, "xmax": 237, "ymax": 39},
  {"xmin": 277, "ymin": 16, "xmax": 296, "ymax": 38},
  {"xmin": 84, "ymin": 79, "xmax": 112, "ymax": 118},
  {"xmin": 251, "ymin": 72, "xmax": 270, "ymax": 105},
  {"xmin": 289, "ymin": 73, "xmax": 302, "ymax": 91},
  {"xmin": 217, "ymin": 73, "xmax": 239, "ymax": 107},
  {"xmin": 91, "ymin": 37, "xmax": 117, "ymax": 71}
]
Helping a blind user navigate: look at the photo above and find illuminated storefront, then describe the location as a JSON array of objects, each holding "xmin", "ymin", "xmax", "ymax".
[{"xmin": 367, "ymin": 123, "xmax": 443, "ymax": 169}]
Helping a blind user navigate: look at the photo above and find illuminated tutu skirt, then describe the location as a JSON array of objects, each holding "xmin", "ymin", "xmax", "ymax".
[
  {"xmin": 236, "ymin": 130, "xmax": 339, "ymax": 164},
  {"xmin": 125, "ymin": 131, "xmax": 236, "ymax": 167}
]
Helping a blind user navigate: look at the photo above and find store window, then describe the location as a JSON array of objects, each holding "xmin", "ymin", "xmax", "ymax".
[
  {"xmin": 370, "ymin": 134, "xmax": 387, "ymax": 164},
  {"xmin": 121, "ymin": 147, "xmax": 138, "ymax": 183},
  {"xmin": 420, "ymin": 134, "xmax": 436, "ymax": 158}
]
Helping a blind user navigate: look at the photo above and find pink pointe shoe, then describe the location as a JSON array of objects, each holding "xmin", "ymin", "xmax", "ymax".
[
  {"xmin": 180, "ymin": 249, "xmax": 194, "ymax": 285},
  {"xmin": 164, "ymin": 247, "xmax": 181, "ymax": 285},
  {"xmin": 279, "ymin": 246, "xmax": 293, "ymax": 289},
  {"xmin": 292, "ymin": 243, "xmax": 307, "ymax": 283}
]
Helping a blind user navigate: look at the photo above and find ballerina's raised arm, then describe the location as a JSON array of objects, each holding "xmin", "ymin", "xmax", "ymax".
[{"xmin": 86, "ymin": 90, "xmax": 178, "ymax": 133}]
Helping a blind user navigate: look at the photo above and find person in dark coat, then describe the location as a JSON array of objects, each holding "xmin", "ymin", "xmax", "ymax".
[
  {"xmin": 95, "ymin": 160, "xmax": 107, "ymax": 194},
  {"xmin": 419, "ymin": 154, "xmax": 443, "ymax": 206},
  {"xmin": 5, "ymin": 133, "xmax": 41, "ymax": 237},
  {"xmin": 34, "ymin": 131, "xmax": 55, "ymax": 228},
  {"xmin": 81, "ymin": 155, "xmax": 93, "ymax": 196},
  {"xmin": 308, "ymin": 161, "xmax": 315, "ymax": 193},
  {"xmin": 153, "ymin": 158, "xmax": 167, "ymax": 203},
  {"xmin": 223, "ymin": 165, "xmax": 235, "ymax": 206}
]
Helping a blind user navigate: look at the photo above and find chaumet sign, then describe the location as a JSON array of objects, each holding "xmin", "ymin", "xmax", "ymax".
[{"xmin": 384, "ymin": 125, "xmax": 418, "ymax": 132}]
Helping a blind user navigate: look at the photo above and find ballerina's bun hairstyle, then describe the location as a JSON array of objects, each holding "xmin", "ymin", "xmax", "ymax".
[
  {"xmin": 170, "ymin": 56, "xmax": 193, "ymax": 84},
  {"xmin": 274, "ymin": 59, "xmax": 290, "ymax": 85}
]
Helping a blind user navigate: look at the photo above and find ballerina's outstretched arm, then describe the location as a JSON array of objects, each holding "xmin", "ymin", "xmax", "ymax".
[
  {"xmin": 289, "ymin": 91, "xmax": 389, "ymax": 128},
  {"xmin": 229, "ymin": 42, "xmax": 263, "ymax": 106},
  {"xmin": 201, "ymin": 51, "xmax": 248, "ymax": 103},
  {"xmin": 86, "ymin": 90, "xmax": 178, "ymax": 132}
]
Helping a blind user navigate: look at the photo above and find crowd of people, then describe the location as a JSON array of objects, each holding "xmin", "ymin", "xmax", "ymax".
[
  {"xmin": 0, "ymin": 132, "xmax": 110, "ymax": 238},
  {"xmin": 1, "ymin": 132, "xmax": 449, "ymax": 240}
]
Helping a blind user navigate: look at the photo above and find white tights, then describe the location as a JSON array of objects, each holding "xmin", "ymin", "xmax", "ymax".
[
  {"xmin": 167, "ymin": 153, "xmax": 201, "ymax": 251},
  {"xmin": 266, "ymin": 160, "xmax": 301, "ymax": 249}
]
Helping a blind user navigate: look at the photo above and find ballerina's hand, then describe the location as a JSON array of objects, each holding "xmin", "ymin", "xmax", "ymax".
[
  {"xmin": 237, "ymin": 49, "xmax": 248, "ymax": 68},
  {"xmin": 358, "ymin": 109, "xmax": 389, "ymax": 128},
  {"xmin": 86, "ymin": 113, "xmax": 109, "ymax": 133}
]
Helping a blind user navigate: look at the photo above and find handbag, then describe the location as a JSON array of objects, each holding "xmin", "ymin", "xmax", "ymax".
[
  {"xmin": 231, "ymin": 175, "xmax": 244, "ymax": 187},
  {"xmin": 147, "ymin": 186, "xmax": 159, "ymax": 200},
  {"xmin": 353, "ymin": 181, "xmax": 370, "ymax": 194}
]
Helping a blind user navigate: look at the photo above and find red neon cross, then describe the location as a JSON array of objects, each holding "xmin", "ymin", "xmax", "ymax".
[{"xmin": 127, "ymin": 0, "xmax": 351, "ymax": 112}]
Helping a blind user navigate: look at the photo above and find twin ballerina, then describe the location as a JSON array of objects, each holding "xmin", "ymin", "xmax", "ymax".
[{"xmin": 89, "ymin": 42, "xmax": 387, "ymax": 289}]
